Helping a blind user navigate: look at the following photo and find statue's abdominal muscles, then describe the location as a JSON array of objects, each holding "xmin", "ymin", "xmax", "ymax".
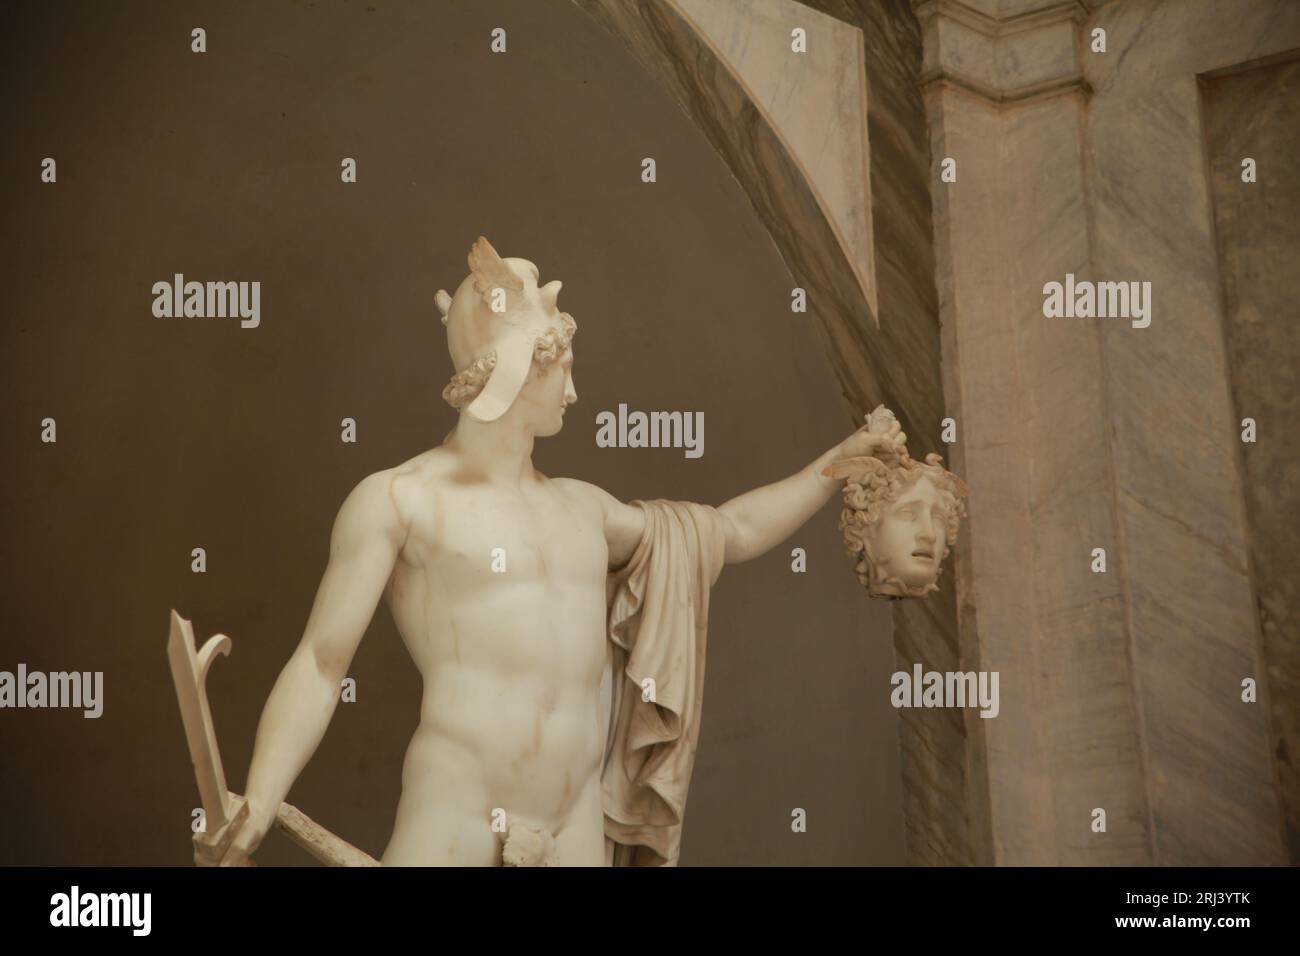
[{"xmin": 379, "ymin": 468, "xmax": 610, "ymax": 864}]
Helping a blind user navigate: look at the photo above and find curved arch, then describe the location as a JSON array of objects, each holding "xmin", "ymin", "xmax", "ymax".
[{"xmin": 573, "ymin": 0, "xmax": 946, "ymax": 457}]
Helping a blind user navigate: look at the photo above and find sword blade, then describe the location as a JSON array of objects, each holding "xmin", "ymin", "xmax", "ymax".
[{"xmin": 167, "ymin": 609, "xmax": 231, "ymax": 832}]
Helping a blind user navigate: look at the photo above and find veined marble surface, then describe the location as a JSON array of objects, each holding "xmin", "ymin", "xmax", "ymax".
[
  {"xmin": 923, "ymin": 0, "xmax": 1297, "ymax": 863},
  {"xmin": 1084, "ymin": 0, "xmax": 1299, "ymax": 865},
  {"xmin": 929, "ymin": 87, "xmax": 1151, "ymax": 865},
  {"xmin": 1204, "ymin": 54, "xmax": 1300, "ymax": 865},
  {"xmin": 675, "ymin": 0, "xmax": 877, "ymax": 316}
]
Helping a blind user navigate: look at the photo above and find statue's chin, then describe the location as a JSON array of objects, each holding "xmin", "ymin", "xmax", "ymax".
[{"xmin": 534, "ymin": 417, "xmax": 564, "ymax": 438}]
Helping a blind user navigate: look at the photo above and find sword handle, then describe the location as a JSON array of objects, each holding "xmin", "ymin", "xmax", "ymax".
[
  {"xmin": 193, "ymin": 791, "xmax": 379, "ymax": 867},
  {"xmin": 192, "ymin": 793, "xmax": 252, "ymax": 866}
]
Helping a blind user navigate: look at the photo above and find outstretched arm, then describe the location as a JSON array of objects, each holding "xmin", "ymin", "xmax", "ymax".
[
  {"xmin": 225, "ymin": 471, "xmax": 405, "ymax": 863},
  {"xmin": 716, "ymin": 420, "xmax": 895, "ymax": 565},
  {"xmin": 572, "ymin": 417, "xmax": 896, "ymax": 570}
]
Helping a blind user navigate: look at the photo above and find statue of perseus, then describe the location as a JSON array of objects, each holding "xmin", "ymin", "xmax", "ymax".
[{"xmin": 171, "ymin": 237, "xmax": 966, "ymax": 867}]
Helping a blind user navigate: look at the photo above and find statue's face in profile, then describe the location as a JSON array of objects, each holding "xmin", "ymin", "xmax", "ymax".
[
  {"xmin": 866, "ymin": 474, "xmax": 948, "ymax": 593},
  {"xmin": 512, "ymin": 344, "xmax": 577, "ymax": 438}
]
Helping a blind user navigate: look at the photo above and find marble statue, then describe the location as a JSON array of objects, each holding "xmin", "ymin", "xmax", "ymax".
[
  {"xmin": 823, "ymin": 406, "xmax": 968, "ymax": 599},
  {"xmin": 184, "ymin": 237, "xmax": 924, "ymax": 867}
]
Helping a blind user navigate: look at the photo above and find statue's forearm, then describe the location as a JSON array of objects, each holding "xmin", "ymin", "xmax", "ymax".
[
  {"xmin": 717, "ymin": 442, "xmax": 844, "ymax": 564},
  {"xmin": 242, "ymin": 648, "xmax": 342, "ymax": 821}
]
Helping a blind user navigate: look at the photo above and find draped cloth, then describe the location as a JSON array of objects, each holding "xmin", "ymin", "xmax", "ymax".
[{"xmin": 600, "ymin": 499, "xmax": 728, "ymax": 867}]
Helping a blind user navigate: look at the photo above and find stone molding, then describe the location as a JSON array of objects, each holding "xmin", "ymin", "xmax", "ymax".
[{"xmin": 912, "ymin": 0, "xmax": 1094, "ymax": 103}]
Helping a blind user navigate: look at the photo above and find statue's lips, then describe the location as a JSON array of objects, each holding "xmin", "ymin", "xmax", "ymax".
[{"xmin": 911, "ymin": 549, "xmax": 934, "ymax": 560}]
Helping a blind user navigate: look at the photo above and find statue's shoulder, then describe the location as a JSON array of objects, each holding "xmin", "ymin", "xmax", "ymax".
[
  {"xmin": 337, "ymin": 450, "xmax": 452, "ymax": 530},
  {"xmin": 327, "ymin": 466, "xmax": 410, "ymax": 549},
  {"xmin": 550, "ymin": 478, "xmax": 647, "ymax": 564},
  {"xmin": 548, "ymin": 476, "xmax": 613, "ymax": 514}
]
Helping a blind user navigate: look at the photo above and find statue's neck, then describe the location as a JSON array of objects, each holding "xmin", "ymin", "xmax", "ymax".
[{"xmin": 442, "ymin": 418, "xmax": 539, "ymax": 487}]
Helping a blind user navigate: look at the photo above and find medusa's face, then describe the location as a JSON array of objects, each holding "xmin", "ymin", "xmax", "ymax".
[{"xmin": 866, "ymin": 474, "xmax": 949, "ymax": 591}]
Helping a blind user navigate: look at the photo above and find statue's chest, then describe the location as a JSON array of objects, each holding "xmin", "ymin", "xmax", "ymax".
[{"xmin": 411, "ymin": 486, "xmax": 608, "ymax": 588}]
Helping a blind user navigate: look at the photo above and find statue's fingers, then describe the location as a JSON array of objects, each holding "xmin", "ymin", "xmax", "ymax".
[{"xmin": 823, "ymin": 457, "xmax": 876, "ymax": 480}]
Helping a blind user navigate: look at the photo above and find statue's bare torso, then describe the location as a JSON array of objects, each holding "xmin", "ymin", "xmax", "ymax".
[{"xmin": 379, "ymin": 447, "xmax": 613, "ymax": 865}]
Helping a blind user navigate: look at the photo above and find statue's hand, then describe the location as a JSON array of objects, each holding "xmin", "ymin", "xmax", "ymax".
[
  {"xmin": 838, "ymin": 424, "xmax": 901, "ymax": 460},
  {"xmin": 192, "ymin": 793, "xmax": 273, "ymax": 867},
  {"xmin": 818, "ymin": 409, "xmax": 908, "ymax": 482},
  {"xmin": 865, "ymin": 404, "xmax": 899, "ymax": 435},
  {"xmin": 824, "ymin": 417, "xmax": 902, "ymax": 470}
]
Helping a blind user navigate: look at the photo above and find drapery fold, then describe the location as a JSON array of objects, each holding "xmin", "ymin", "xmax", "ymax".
[{"xmin": 601, "ymin": 499, "xmax": 727, "ymax": 867}]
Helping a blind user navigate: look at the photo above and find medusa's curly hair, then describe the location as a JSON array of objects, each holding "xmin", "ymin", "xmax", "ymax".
[
  {"xmin": 442, "ymin": 312, "xmax": 577, "ymax": 411},
  {"xmin": 835, "ymin": 444, "xmax": 969, "ymax": 598}
]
